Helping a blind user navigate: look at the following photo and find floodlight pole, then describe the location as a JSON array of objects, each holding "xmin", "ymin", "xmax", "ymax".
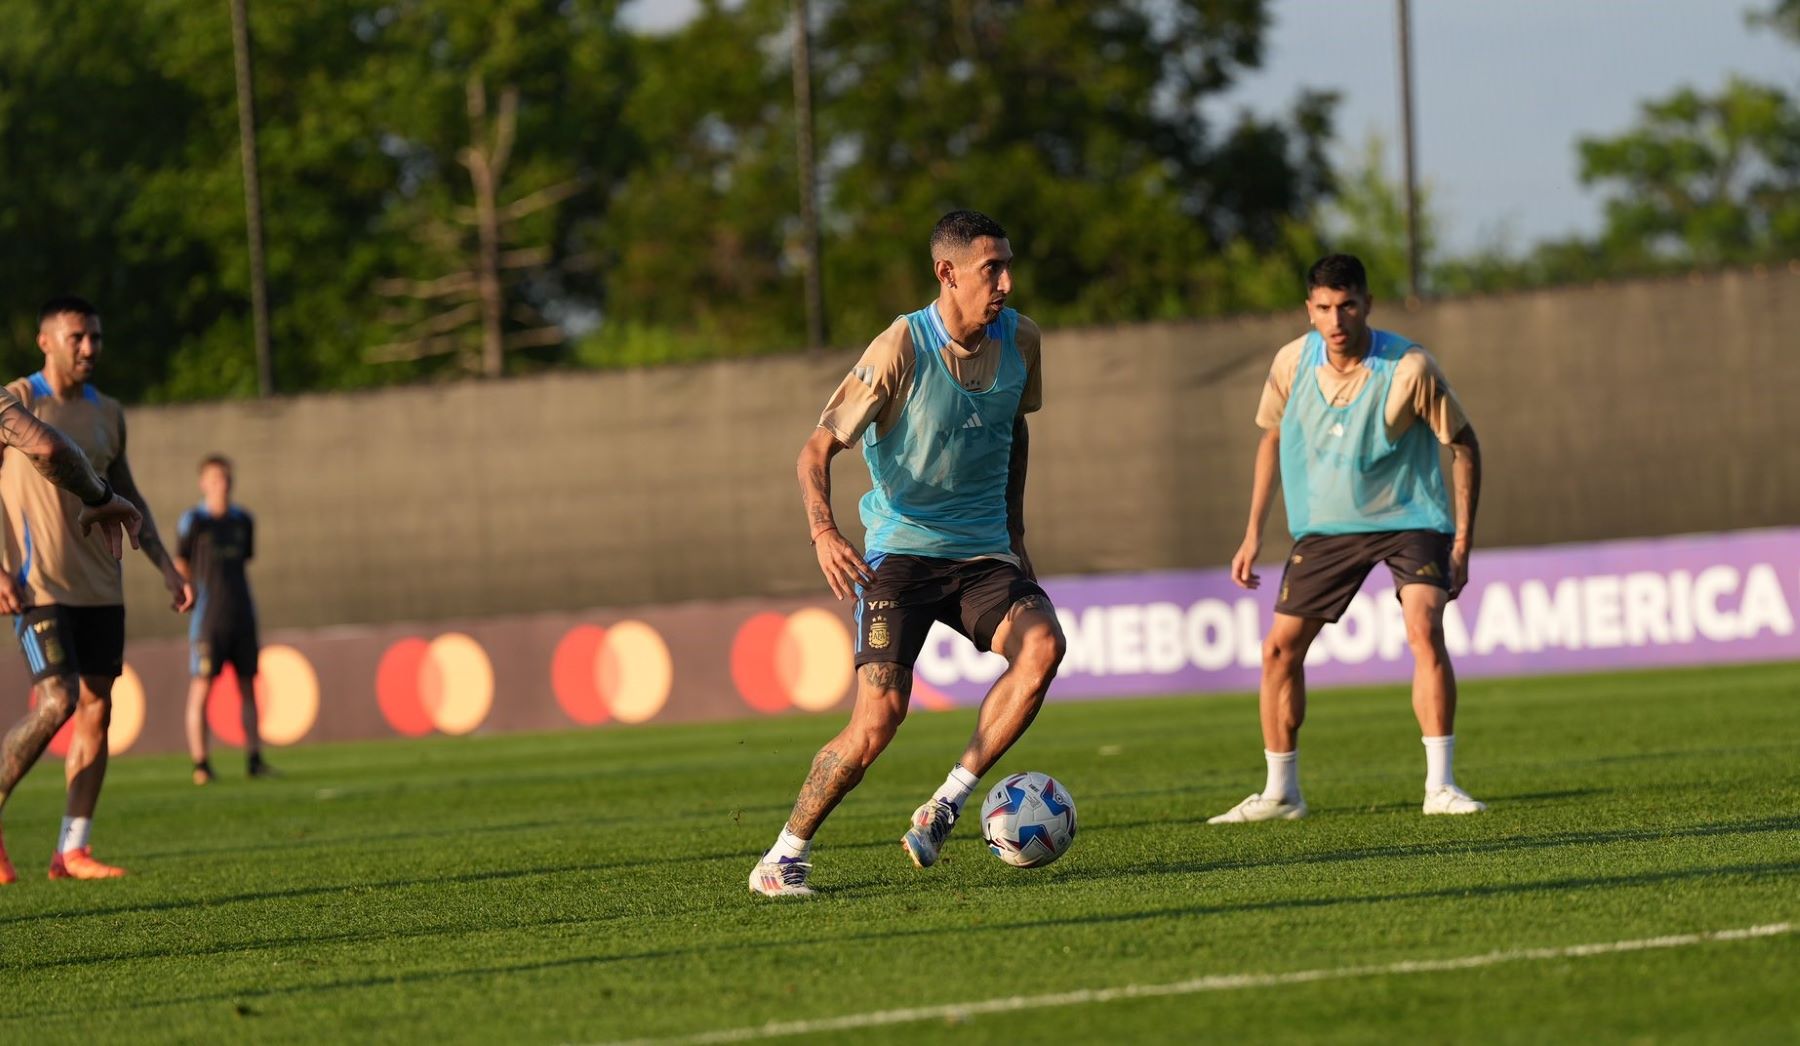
[
  {"xmin": 791, "ymin": 0, "xmax": 828, "ymax": 349},
  {"xmin": 1396, "ymin": 0, "xmax": 1422, "ymax": 302},
  {"xmin": 229, "ymin": 0, "xmax": 275, "ymax": 395}
]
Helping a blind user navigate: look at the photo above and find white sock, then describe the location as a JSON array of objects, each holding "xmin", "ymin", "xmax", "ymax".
[
  {"xmin": 762, "ymin": 826, "xmax": 811, "ymax": 864},
  {"xmin": 1423, "ymin": 735, "xmax": 1456, "ymax": 791},
  {"xmin": 59, "ymin": 816, "xmax": 92, "ymax": 854},
  {"xmin": 1262, "ymin": 749, "xmax": 1300, "ymax": 803},
  {"xmin": 932, "ymin": 764, "xmax": 981, "ymax": 815}
]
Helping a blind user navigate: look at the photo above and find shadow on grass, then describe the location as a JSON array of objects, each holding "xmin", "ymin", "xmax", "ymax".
[
  {"xmin": 3, "ymin": 814, "xmax": 1796, "ymax": 983},
  {"xmin": 1037, "ymin": 812, "xmax": 1800, "ymax": 890},
  {"xmin": 5, "ymin": 857, "xmax": 1796, "ymax": 1022},
  {"xmin": 5, "ymin": 812, "xmax": 1794, "ymax": 935},
  {"xmin": 1307, "ymin": 787, "xmax": 1603, "ymax": 816}
]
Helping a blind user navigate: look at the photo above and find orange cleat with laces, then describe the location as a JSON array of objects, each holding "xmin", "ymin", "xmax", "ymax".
[
  {"xmin": 48, "ymin": 846, "xmax": 126, "ymax": 880},
  {"xmin": 0, "ymin": 828, "xmax": 15, "ymax": 885}
]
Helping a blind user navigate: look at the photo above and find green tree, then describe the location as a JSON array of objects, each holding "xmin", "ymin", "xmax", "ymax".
[
  {"xmin": 0, "ymin": 0, "xmax": 635, "ymax": 401},
  {"xmin": 590, "ymin": 0, "xmax": 1338, "ymax": 358},
  {"xmin": 1577, "ymin": 78, "xmax": 1800, "ymax": 267},
  {"xmin": 1434, "ymin": 0, "xmax": 1800, "ymax": 295}
]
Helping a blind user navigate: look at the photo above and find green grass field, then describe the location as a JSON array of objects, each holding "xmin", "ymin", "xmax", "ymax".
[{"xmin": 1, "ymin": 662, "xmax": 1796, "ymax": 1044}]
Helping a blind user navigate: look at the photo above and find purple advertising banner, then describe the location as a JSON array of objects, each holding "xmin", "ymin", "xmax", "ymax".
[{"xmin": 911, "ymin": 528, "xmax": 1800, "ymax": 704}]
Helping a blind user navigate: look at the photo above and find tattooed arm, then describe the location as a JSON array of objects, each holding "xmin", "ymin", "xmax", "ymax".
[
  {"xmin": 106, "ymin": 417, "xmax": 194, "ymax": 612},
  {"xmin": 0, "ymin": 392, "xmax": 141, "ymax": 561},
  {"xmin": 798, "ymin": 427, "xmax": 873, "ymax": 601}
]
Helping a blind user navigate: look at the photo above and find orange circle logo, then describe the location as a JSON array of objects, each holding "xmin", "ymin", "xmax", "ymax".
[
  {"xmin": 376, "ymin": 633, "xmax": 493, "ymax": 736},
  {"xmin": 37, "ymin": 663, "xmax": 145, "ymax": 757},
  {"xmin": 552, "ymin": 620, "xmax": 672, "ymax": 726},
  {"xmin": 204, "ymin": 645, "xmax": 320, "ymax": 747},
  {"xmin": 730, "ymin": 608, "xmax": 853, "ymax": 713}
]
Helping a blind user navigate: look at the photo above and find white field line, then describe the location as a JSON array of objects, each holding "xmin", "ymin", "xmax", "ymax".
[{"xmin": 595, "ymin": 922, "xmax": 1792, "ymax": 1046}]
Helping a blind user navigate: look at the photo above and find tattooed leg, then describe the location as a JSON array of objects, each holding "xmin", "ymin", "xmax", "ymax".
[
  {"xmin": 0, "ymin": 676, "xmax": 79, "ymax": 814},
  {"xmin": 958, "ymin": 599, "xmax": 1066, "ymax": 775},
  {"xmin": 784, "ymin": 662, "xmax": 912, "ymax": 838}
]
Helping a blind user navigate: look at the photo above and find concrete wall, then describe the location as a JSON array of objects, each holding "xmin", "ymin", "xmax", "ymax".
[{"xmin": 110, "ymin": 266, "xmax": 1800, "ymax": 639}]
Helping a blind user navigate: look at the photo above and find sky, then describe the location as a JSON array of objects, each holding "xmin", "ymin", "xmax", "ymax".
[{"xmin": 622, "ymin": 0, "xmax": 1797, "ymax": 253}]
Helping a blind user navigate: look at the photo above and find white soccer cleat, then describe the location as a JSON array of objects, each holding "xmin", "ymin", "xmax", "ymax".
[
  {"xmin": 901, "ymin": 798, "xmax": 957, "ymax": 868},
  {"xmin": 1207, "ymin": 793, "xmax": 1308, "ymax": 824},
  {"xmin": 748, "ymin": 857, "xmax": 816, "ymax": 897},
  {"xmin": 1422, "ymin": 785, "xmax": 1488, "ymax": 815}
]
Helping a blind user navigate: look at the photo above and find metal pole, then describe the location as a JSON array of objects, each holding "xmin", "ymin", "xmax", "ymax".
[
  {"xmin": 228, "ymin": 0, "xmax": 275, "ymax": 395},
  {"xmin": 791, "ymin": 0, "xmax": 828, "ymax": 349},
  {"xmin": 1396, "ymin": 0, "xmax": 1422, "ymax": 301}
]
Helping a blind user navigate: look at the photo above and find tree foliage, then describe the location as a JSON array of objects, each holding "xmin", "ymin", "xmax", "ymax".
[
  {"xmin": 1440, "ymin": 0, "xmax": 1800, "ymax": 293},
  {"xmin": 0, "ymin": 0, "xmax": 634, "ymax": 401},
  {"xmin": 12, "ymin": 0, "xmax": 1789, "ymax": 398},
  {"xmin": 589, "ymin": 0, "xmax": 1338, "ymax": 359}
]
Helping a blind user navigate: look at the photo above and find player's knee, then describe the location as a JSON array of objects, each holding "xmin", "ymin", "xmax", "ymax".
[
  {"xmin": 1405, "ymin": 616, "xmax": 1448, "ymax": 659},
  {"xmin": 845, "ymin": 715, "xmax": 902, "ymax": 767},
  {"xmin": 1012, "ymin": 622, "xmax": 1066, "ymax": 682},
  {"xmin": 75, "ymin": 695, "xmax": 112, "ymax": 729},
  {"xmin": 37, "ymin": 682, "xmax": 78, "ymax": 723},
  {"xmin": 1263, "ymin": 634, "xmax": 1306, "ymax": 670}
]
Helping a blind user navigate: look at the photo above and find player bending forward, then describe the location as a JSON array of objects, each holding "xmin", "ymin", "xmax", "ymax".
[
  {"xmin": 750, "ymin": 210, "xmax": 1066, "ymax": 897},
  {"xmin": 1211, "ymin": 254, "xmax": 1486, "ymax": 823}
]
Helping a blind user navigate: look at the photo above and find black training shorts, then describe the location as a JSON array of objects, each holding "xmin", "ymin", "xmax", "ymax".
[
  {"xmin": 13, "ymin": 604, "xmax": 126, "ymax": 683},
  {"xmin": 1274, "ymin": 530, "xmax": 1454, "ymax": 623},
  {"xmin": 191, "ymin": 626, "xmax": 260, "ymax": 680},
  {"xmin": 854, "ymin": 554, "xmax": 1049, "ymax": 668}
]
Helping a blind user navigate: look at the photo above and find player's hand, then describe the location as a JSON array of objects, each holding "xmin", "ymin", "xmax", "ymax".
[
  {"xmin": 1231, "ymin": 533, "xmax": 1262, "ymax": 589},
  {"xmin": 0, "ymin": 571, "xmax": 31, "ymax": 615},
  {"xmin": 814, "ymin": 527, "xmax": 874, "ymax": 601},
  {"xmin": 164, "ymin": 568, "xmax": 196, "ymax": 613},
  {"xmin": 76, "ymin": 493, "xmax": 144, "ymax": 559},
  {"xmin": 1449, "ymin": 543, "xmax": 1470, "ymax": 598}
]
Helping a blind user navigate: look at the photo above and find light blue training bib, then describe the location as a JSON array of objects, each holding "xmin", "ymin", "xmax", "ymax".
[
  {"xmin": 1278, "ymin": 329, "xmax": 1454, "ymax": 538},
  {"xmin": 860, "ymin": 304, "xmax": 1024, "ymax": 559}
]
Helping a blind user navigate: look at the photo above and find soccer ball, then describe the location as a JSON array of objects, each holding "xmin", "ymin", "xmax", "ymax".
[{"xmin": 980, "ymin": 771, "xmax": 1076, "ymax": 868}]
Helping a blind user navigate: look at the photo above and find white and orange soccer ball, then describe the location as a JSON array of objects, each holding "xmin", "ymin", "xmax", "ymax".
[{"xmin": 980, "ymin": 771, "xmax": 1076, "ymax": 868}]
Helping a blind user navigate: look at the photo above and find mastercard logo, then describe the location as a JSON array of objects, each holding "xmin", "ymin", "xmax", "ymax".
[
  {"xmin": 205, "ymin": 644, "xmax": 320, "ymax": 747},
  {"xmin": 376, "ymin": 633, "xmax": 493, "ymax": 737},
  {"xmin": 36, "ymin": 662, "xmax": 145, "ymax": 757},
  {"xmin": 731, "ymin": 608, "xmax": 854, "ymax": 713},
  {"xmin": 552, "ymin": 621, "xmax": 672, "ymax": 726}
]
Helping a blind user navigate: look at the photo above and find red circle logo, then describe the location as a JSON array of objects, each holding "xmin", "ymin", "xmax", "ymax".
[
  {"xmin": 552, "ymin": 621, "xmax": 673, "ymax": 726},
  {"xmin": 730, "ymin": 608, "xmax": 853, "ymax": 713},
  {"xmin": 376, "ymin": 634, "xmax": 493, "ymax": 736}
]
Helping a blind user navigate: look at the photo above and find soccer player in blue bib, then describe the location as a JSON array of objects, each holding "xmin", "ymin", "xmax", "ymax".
[
  {"xmin": 750, "ymin": 211, "xmax": 1067, "ymax": 897},
  {"xmin": 1212, "ymin": 255, "xmax": 1486, "ymax": 823}
]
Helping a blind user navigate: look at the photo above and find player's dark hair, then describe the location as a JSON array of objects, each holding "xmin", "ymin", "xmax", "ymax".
[
  {"xmin": 38, "ymin": 296, "xmax": 99, "ymax": 326},
  {"xmin": 930, "ymin": 210, "xmax": 1008, "ymax": 259},
  {"xmin": 199, "ymin": 454, "xmax": 233, "ymax": 475},
  {"xmin": 1306, "ymin": 254, "xmax": 1369, "ymax": 295}
]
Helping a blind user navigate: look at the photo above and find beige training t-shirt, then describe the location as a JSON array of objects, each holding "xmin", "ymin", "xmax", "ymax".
[
  {"xmin": 818, "ymin": 313, "xmax": 1043, "ymax": 445},
  {"xmin": 0, "ymin": 377, "xmax": 127, "ymax": 606},
  {"xmin": 1255, "ymin": 333, "xmax": 1470, "ymax": 444}
]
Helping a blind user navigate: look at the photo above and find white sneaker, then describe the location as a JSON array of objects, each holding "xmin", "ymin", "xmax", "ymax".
[
  {"xmin": 748, "ymin": 856, "xmax": 816, "ymax": 897},
  {"xmin": 1207, "ymin": 793, "xmax": 1307, "ymax": 824},
  {"xmin": 1422, "ymin": 785, "xmax": 1488, "ymax": 815},
  {"xmin": 901, "ymin": 798, "xmax": 957, "ymax": 868}
]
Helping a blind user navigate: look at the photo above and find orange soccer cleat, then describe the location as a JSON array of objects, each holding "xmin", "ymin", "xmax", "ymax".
[
  {"xmin": 48, "ymin": 846, "xmax": 126, "ymax": 880},
  {"xmin": 0, "ymin": 828, "xmax": 15, "ymax": 885}
]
